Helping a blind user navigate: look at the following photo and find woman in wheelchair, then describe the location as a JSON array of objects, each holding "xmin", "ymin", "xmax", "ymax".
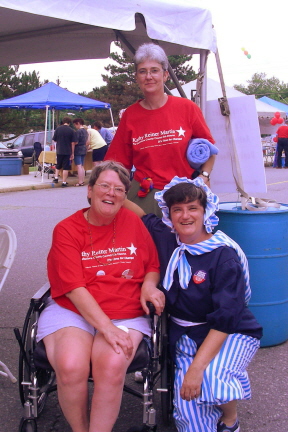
[
  {"xmin": 125, "ymin": 176, "xmax": 263, "ymax": 432},
  {"xmin": 36, "ymin": 161, "xmax": 165, "ymax": 432}
]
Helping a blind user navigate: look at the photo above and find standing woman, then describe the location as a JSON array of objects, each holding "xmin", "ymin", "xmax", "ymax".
[
  {"xmin": 106, "ymin": 43, "xmax": 216, "ymax": 216},
  {"xmin": 87, "ymin": 123, "xmax": 108, "ymax": 167},
  {"xmin": 73, "ymin": 118, "xmax": 89, "ymax": 186}
]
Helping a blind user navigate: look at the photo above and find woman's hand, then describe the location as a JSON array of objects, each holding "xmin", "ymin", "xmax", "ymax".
[
  {"xmin": 66, "ymin": 287, "xmax": 134, "ymax": 359},
  {"xmin": 180, "ymin": 329, "xmax": 229, "ymax": 401},
  {"xmin": 180, "ymin": 364, "xmax": 204, "ymax": 401},
  {"xmin": 101, "ymin": 323, "xmax": 134, "ymax": 360},
  {"xmin": 140, "ymin": 283, "xmax": 165, "ymax": 316},
  {"xmin": 140, "ymin": 271, "xmax": 163, "ymax": 316}
]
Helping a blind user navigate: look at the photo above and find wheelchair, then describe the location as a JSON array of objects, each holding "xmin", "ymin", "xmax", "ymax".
[{"xmin": 14, "ymin": 282, "xmax": 173, "ymax": 432}]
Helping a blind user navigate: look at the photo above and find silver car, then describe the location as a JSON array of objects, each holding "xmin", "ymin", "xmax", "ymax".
[{"xmin": 0, "ymin": 142, "xmax": 23, "ymax": 160}]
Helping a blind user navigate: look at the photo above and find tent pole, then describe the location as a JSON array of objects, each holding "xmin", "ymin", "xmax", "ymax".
[
  {"xmin": 214, "ymin": 49, "xmax": 246, "ymax": 209},
  {"xmin": 109, "ymin": 108, "xmax": 115, "ymax": 131},
  {"xmin": 199, "ymin": 50, "xmax": 208, "ymax": 116},
  {"xmin": 52, "ymin": 109, "xmax": 55, "ymax": 149},
  {"xmin": 42, "ymin": 105, "xmax": 49, "ymax": 183}
]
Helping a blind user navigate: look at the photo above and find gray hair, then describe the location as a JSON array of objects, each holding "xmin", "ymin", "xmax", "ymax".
[
  {"xmin": 87, "ymin": 160, "xmax": 131, "ymax": 204},
  {"xmin": 134, "ymin": 43, "xmax": 169, "ymax": 71}
]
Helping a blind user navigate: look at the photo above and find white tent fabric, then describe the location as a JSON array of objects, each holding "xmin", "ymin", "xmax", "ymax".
[
  {"xmin": 171, "ymin": 78, "xmax": 286, "ymax": 134},
  {"xmin": 0, "ymin": 0, "xmax": 216, "ymax": 66},
  {"xmin": 0, "ymin": 1, "xmax": 264, "ymax": 198}
]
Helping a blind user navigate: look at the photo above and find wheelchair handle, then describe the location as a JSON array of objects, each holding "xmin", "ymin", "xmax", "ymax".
[{"xmin": 147, "ymin": 301, "xmax": 156, "ymax": 316}]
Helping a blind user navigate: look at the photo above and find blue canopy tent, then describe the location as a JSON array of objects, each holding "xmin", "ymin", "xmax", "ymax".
[
  {"xmin": 0, "ymin": 82, "xmax": 111, "ymax": 110},
  {"xmin": 0, "ymin": 82, "xmax": 113, "ymax": 181},
  {"xmin": 259, "ymin": 96, "xmax": 288, "ymax": 116}
]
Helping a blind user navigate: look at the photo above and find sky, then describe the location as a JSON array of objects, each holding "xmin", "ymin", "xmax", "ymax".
[{"xmin": 18, "ymin": 0, "xmax": 288, "ymax": 96}]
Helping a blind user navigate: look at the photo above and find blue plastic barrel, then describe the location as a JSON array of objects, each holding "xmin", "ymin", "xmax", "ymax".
[{"xmin": 216, "ymin": 203, "xmax": 288, "ymax": 347}]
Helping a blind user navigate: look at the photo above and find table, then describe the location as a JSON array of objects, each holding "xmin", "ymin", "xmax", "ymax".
[{"xmin": 38, "ymin": 150, "xmax": 93, "ymax": 172}]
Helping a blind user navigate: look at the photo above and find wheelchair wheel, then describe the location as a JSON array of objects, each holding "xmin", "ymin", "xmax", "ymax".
[
  {"xmin": 19, "ymin": 418, "xmax": 37, "ymax": 432},
  {"xmin": 159, "ymin": 311, "xmax": 173, "ymax": 426},
  {"xmin": 19, "ymin": 304, "xmax": 55, "ymax": 415}
]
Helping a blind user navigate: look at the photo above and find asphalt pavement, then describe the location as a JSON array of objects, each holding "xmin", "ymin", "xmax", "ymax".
[{"xmin": 0, "ymin": 166, "xmax": 287, "ymax": 431}]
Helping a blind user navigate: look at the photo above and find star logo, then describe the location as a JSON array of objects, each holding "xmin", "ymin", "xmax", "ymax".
[
  {"xmin": 126, "ymin": 243, "xmax": 137, "ymax": 255},
  {"xmin": 176, "ymin": 126, "xmax": 185, "ymax": 137}
]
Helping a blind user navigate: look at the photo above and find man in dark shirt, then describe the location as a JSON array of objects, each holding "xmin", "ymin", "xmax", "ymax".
[
  {"xmin": 276, "ymin": 119, "xmax": 288, "ymax": 168},
  {"xmin": 52, "ymin": 117, "xmax": 77, "ymax": 187}
]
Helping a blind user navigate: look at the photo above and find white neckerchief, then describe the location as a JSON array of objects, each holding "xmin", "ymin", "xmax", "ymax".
[{"xmin": 163, "ymin": 230, "xmax": 251, "ymax": 305}]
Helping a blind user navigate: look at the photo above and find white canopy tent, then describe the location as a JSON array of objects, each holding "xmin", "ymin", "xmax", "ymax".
[
  {"xmin": 171, "ymin": 78, "xmax": 287, "ymax": 135},
  {"xmin": 0, "ymin": 0, "xmax": 265, "ymax": 201},
  {"xmin": 0, "ymin": 1, "xmax": 217, "ymax": 63},
  {"xmin": 0, "ymin": 1, "xmax": 216, "ymax": 106}
]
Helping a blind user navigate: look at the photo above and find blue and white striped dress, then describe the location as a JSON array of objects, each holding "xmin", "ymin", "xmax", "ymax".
[
  {"xmin": 174, "ymin": 333, "xmax": 260, "ymax": 432},
  {"xmin": 161, "ymin": 231, "xmax": 260, "ymax": 432}
]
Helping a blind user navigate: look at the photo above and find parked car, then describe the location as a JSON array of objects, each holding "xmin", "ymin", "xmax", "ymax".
[
  {"xmin": 7, "ymin": 131, "xmax": 53, "ymax": 165},
  {"xmin": 0, "ymin": 142, "xmax": 23, "ymax": 161}
]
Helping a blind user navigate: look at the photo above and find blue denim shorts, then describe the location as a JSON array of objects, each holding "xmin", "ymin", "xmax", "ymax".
[{"xmin": 74, "ymin": 154, "xmax": 85, "ymax": 166}]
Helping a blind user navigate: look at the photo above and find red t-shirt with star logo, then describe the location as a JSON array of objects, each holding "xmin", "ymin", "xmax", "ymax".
[
  {"xmin": 48, "ymin": 207, "xmax": 160, "ymax": 319},
  {"xmin": 105, "ymin": 95, "xmax": 215, "ymax": 189}
]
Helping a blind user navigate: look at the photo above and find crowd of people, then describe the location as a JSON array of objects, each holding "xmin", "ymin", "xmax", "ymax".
[
  {"xmin": 39, "ymin": 43, "xmax": 262, "ymax": 432},
  {"xmin": 52, "ymin": 119, "xmax": 114, "ymax": 188}
]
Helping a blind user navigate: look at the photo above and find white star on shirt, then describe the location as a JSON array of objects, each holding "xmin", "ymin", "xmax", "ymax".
[
  {"xmin": 176, "ymin": 126, "xmax": 186, "ymax": 137},
  {"xmin": 127, "ymin": 243, "xmax": 137, "ymax": 255}
]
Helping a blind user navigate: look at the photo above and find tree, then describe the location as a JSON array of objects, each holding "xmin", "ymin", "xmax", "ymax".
[
  {"xmin": 83, "ymin": 46, "xmax": 198, "ymax": 125},
  {"xmin": 234, "ymin": 73, "xmax": 288, "ymax": 102},
  {"xmin": 0, "ymin": 66, "xmax": 47, "ymax": 140}
]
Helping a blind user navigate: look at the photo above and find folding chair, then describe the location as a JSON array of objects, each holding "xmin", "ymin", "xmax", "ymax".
[
  {"xmin": 34, "ymin": 151, "xmax": 56, "ymax": 179},
  {"xmin": 0, "ymin": 224, "xmax": 17, "ymax": 383}
]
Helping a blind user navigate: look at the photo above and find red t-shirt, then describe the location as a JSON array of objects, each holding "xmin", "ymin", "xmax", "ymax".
[
  {"xmin": 48, "ymin": 207, "xmax": 160, "ymax": 319},
  {"xmin": 276, "ymin": 125, "xmax": 288, "ymax": 138},
  {"xmin": 105, "ymin": 96, "xmax": 215, "ymax": 189}
]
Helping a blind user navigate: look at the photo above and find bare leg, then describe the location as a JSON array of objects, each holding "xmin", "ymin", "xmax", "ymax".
[
  {"xmin": 62, "ymin": 169, "xmax": 69, "ymax": 183},
  {"xmin": 89, "ymin": 329, "xmax": 143, "ymax": 432},
  {"xmin": 76, "ymin": 164, "xmax": 85, "ymax": 184},
  {"xmin": 44, "ymin": 328, "xmax": 93, "ymax": 432},
  {"xmin": 92, "ymin": 161, "xmax": 102, "ymax": 167},
  {"xmin": 219, "ymin": 400, "xmax": 238, "ymax": 426},
  {"xmin": 55, "ymin": 168, "xmax": 60, "ymax": 179}
]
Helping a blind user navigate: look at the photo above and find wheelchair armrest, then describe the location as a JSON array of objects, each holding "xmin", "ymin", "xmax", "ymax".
[
  {"xmin": 32, "ymin": 282, "xmax": 50, "ymax": 301},
  {"xmin": 31, "ymin": 282, "xmax": 50, "ymax": 310}
]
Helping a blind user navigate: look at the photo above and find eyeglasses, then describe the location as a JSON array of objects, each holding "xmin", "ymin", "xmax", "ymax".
[
  {"xmin": 137, "ymin": 67, "xmax": 165, "ymax": 77},
  {"xmin": 95, "ymin": 183, "xmax": 126, "ymax": 196}
]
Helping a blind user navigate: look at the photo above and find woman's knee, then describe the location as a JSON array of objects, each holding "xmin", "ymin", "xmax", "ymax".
[
  {"xmin": 55, "ymin": 355, "xmax": 90, "ymax": 386},
  {"xmin": 92, "ymin": 353, "xmax": 127, "ymax": 386}
]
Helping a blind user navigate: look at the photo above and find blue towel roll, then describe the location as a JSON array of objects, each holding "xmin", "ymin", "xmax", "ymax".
[{"xmin": 186, "ymin": 138, "xmax": 219, "ymax": 170}]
